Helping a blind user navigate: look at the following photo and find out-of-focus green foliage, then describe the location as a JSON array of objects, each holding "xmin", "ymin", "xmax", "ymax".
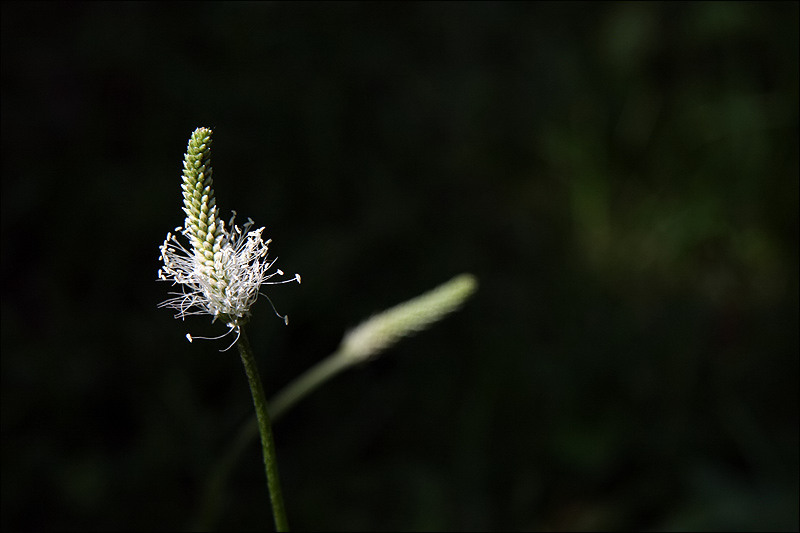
[{"xmin": 1, "ymin": 2, "xmax": 797, "ymax": 531}]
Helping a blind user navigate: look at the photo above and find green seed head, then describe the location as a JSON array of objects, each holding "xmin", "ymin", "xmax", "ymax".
[
  {"xmin": 340, "ymin": 274, "xmax": 478, "ymax": 362},
  {"xmin": 180, "ymin": 127, "xmax": 226, "ymax": 288}
]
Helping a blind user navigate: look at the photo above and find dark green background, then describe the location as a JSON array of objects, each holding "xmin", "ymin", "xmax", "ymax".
[{"xmin": 2, "ymin": 2, "xmax": 797, "ymax": 531}]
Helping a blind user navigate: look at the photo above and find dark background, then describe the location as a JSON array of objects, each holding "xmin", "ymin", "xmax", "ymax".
[{"xmin": 1, "ymin": 2, "xmax": 797, "ymax": 531}]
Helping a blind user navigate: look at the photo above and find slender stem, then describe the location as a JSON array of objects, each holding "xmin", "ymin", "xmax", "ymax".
[
  {"xmin": 192, "ymin": 349, "xmax": 355, "ymax": 530},
  {"xmin": 269, "ymin": 350, "xmax": 351, "ymax": 421},
  {"xmin": 236, "ymin": 327, "xmax": 289, "ymax": 532}
]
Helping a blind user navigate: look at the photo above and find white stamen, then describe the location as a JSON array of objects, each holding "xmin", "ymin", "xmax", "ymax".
[{"xmin": 158, "ymin": 211, "xmax": 300, "ymax": 349}]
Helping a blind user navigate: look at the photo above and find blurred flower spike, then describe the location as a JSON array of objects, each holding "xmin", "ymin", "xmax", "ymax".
[
  {"xmin": 341, "ymin": 273, "xmax": 478, "ymax": 362},
  {"xmin": 158, "ymin": 127, "xmax": 300, "ymax": 349}
]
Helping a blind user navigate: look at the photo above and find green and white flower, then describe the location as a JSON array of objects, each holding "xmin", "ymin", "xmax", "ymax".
[{"xmin": 158, "ymin": 127, "xmax": 300, "ymax": 348}]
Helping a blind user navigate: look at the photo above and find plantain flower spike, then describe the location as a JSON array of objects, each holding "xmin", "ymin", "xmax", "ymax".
[
  {"xmin": 158, "ymin": 127, "xmax": 300, "ymax": 350},
  {"xmin": 340, "ymin": 274, "xmax": 477, "ymax": 362}
]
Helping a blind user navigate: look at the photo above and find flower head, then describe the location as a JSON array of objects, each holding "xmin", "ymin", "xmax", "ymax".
[{"xmin": 158, "ymin": 127, "xmax": 300, "ymax": 348}]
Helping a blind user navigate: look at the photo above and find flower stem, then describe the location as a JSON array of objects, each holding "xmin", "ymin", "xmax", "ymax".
[
  {"xmin": 236, "ymin": 327, "xmax": 289, "ymax": 532},
  {"xmin": 269, "ymin": 349, "xmax": 352, "ymax": 421}
]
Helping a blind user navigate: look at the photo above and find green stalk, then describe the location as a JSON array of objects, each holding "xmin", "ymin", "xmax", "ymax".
[
  {"xmin": 190, "ymin": 351, "xmax": 349, "ymax": 531},
  {"xmin": 236, "ymin": 328, "xmax": 289, "ymax": 532},
  {"xmin": 268, "ymin": 350, "xmax": 352, "ymax": 421}
]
